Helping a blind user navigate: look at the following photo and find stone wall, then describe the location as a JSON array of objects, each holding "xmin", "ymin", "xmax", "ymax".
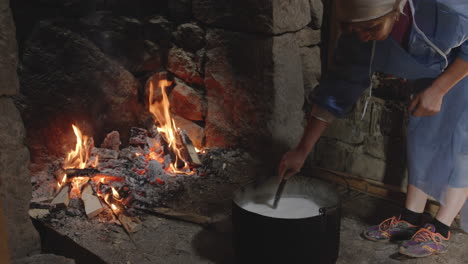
[
  {"xmin": 13, "ymin": 0, "xmax": 323, "ymax": 173},
  {"xmin": 312, "ymin": 76, "xmax": 409, "ymax": 189},
  {"xmin": 0, "ymin": 0, "xmax": 41, "ymax": 259}
]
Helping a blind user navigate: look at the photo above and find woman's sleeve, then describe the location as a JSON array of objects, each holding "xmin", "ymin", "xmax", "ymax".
[{"xmin": 312, "ymin": 34, "xmax": 374, "ymax": 118}]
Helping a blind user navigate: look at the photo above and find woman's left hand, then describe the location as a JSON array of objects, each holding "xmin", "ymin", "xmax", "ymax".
[{"xmin": 409, "ymin": 85, "xmax": 445, "ymax": 117}]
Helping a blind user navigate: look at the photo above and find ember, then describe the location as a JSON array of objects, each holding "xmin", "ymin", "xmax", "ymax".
[{"xmin": 43, "ymin": 78, "xmax": 205, "ymax": 234}]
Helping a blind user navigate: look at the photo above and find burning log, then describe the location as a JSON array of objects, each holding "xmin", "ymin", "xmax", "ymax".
[
  {"xmin": 65, "ymin": 168, "xmax": 100, "ymax": 177},
  {"xmin": 178, "ymin": 129, "xmax": 201, "ymax": 166},
  {"xmin": 81, "ymin": 184, "xmax": 104, "ymax": 218},
  {"xmin": 51, "ymin": 185, "xmax": 70, "ymax": 208}
]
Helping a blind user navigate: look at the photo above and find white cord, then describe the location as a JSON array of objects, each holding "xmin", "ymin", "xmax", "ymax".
[
  {"xmin": 408, "ymin": 0, "xmax": 448, "ymax": 70},
  {"xmin": 361, "ymin": 40, "xmax": 376, "ymax": 120}
]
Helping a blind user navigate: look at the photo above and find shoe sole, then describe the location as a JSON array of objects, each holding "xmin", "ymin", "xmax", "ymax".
[
  {"xmin": 362, "ymin": 232, "xmax": 390, "ymax": 243},
  {"xmin": 399, "ymin": 246, "xmax": 448, "ymax": 258}
]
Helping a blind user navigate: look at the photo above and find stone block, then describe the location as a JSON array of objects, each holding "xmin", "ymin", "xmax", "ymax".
[
  {"xmin": 346, "ymin": 153, "xmax": 386, "ymax": 182},
  {"xmin": 269, "ymin": 32, "xmax": 305, "ymax": 152},
  {"xmin": 167, "ymin": 46, "xmax": 204, "ymax": 85},
  {"xmin": 272, "ymin": 0, "xmax": 311, "ymax": 34},
  {"xmin": 309, "ymin": 0, "xmax": 324, "ymax": 29},
  {"xmin": 0, "ymin": 7, "xmax": 19, "ymax": 96},
  {"xmin": 13, "ymin": 254, "xmax": 75, "ymax": 264},
  {"xmin": 313, "ymin": 139, "xmax": 351, "ymax": 172},
  {"xmin": 295, "ymin": 27, "xmax": 321, "ymax": 47},
  {"xmin": 193, "ymin": 0, "xmax": 310, "ymax": 34},
  {"xmin": 363, "ymin": 135, "xmax": 386, "ymax": 159},
  {"xmin": 323, "ymin": 118, "xmax": 365, "ymax": 145},
  {"xmin": 299, "ymin": 46, "xmax": 321, "ymax": 99},
  {"xmin": 204, "ymin": 29, "xmax": 304, "ymax": 160},
  {"xmin": 170, "ymin": 79, "xmax": 205, "ymax": 121},
  {"xmin": 0, "ymin": 98, "xmax": 40, "ymax": 259},
  {"xmin": 172, "ymin": 23, "xmax": 205, "ymax": 53}
]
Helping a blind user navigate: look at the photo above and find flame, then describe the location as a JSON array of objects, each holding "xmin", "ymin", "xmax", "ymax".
[
  {"xmin": 148, "ymin": 80, "xmax": 193, "ymax": 174},
  {"xmin": 63, "ymin": 125, "xmax": 93, "ymax": 169},
  {"xmin": 57, "ymin": 174, "xmax": 67, "ymax": 188},
  {"xmin": 111, "ymin": 204, "xmax": 118, "ymax": 211},
  {"xmin": 70, "ymin": 176, "xmax": 89, "ymax": 199},
  {"xmin": 111, "ymin": 187, "xmax": 121, "ymax": 200}
]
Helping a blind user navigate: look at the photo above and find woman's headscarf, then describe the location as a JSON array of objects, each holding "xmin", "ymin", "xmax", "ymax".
[{"xmin": 335, "ymin": 0, "xmax": 408, "ymax": 22}]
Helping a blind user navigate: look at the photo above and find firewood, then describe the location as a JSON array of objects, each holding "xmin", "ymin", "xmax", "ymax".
[
  {"xmin": 29, "ymin": 208, "xmax": 50, "ymax": 219},
  {"xmin": 144, "ymin": 207, "xmax": 212, "ymax": 226},
  {"xmin": 118, "ymin": 214, "xmax": 142, "ymax": 233},
  {"xmin": 65, "ymin": 168, "xmax": 100, "ymax": 177},
  {"xmin": 178, "ymin": 129, "xmax": 202, "ymax": 166},
  {"xmin": 51, "ymin": 185, "xmax": 70, "ymax": 208},
  {"xmin": 81, "ymin": 184, "xmax": 104, "ymax": 218}
]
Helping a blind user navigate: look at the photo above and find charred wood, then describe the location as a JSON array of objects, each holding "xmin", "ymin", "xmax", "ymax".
[{"xmin": 65, "ymin": 168, "xmax": 100, "ymax": 177}]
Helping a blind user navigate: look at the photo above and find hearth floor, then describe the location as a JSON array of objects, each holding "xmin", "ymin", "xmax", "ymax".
[{"xmin": 38, "ymin": 189, "xmax": 468, "ymax": 264}]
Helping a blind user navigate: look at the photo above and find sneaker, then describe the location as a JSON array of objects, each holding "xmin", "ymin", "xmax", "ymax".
[
  {"xmin": 399, "ymin": 224, "xmax": 450, "ymax": 258},
  {"xmin": 363, "ymin": 216, "xmax": 419, "ymax": 242}
]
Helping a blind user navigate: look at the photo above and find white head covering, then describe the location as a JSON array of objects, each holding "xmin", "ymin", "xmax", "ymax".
[{"xmin": 336, "ymin": 0, "xmax": 408, "ymax": 22}]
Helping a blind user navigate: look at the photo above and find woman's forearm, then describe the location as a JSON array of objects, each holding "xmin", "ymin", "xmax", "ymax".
[{"xmin": 433, "ymin": 57, "xmax": 468, "ymax": 95}]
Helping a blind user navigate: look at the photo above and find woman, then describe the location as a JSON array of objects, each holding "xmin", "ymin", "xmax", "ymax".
[{"xmin": 278, "ymin": 0, "xmax": 468, "ymax": 258}]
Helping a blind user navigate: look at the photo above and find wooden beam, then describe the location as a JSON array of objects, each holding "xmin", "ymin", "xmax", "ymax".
[
  {"xmin": 143, "ymin": 207, "xmax": 212, "ymax": 226},
  {"xmin": 81, "ymin": 184, "xmax": 104, "ymax": 218},
  {"xmin": 306, "ymin": 167, "xmax": 443, "ymax": 217},
  {"xmin": 118, "ymin": 214, "xmax": 142, "ymax": 233}
]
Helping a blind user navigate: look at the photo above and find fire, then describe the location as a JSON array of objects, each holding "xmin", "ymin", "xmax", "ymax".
[
  {"xmin": 148, "ymin": 79, "xmax": 193, "ymax": 174},
  {"xmin": 63, "ymin": 125, "xmax": 94, "ymax": 169},
  {"xmin": 111, "ymin": 187, "xmax": 121, "ymax": 200},
  {"xmin": 70, "ymin": 176, "xmax": 90, "ymax": 199}
]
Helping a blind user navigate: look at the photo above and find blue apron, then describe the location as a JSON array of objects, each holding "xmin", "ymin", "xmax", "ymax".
[{"xmin": 373, "ymin": 36, "xmax": 468, "ymax": 229}]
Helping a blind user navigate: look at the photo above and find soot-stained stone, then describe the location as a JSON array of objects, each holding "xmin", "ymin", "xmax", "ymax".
[
  {"xmin": 193, "ymin": 0, "xmax": 310, "ymax": 34},
  {"xmin": 172, "ymin": 23, "xmax": 205, "ymax": 53},
  {"xmin": 170, "ymin": 79, "xmax": 205, "ymax": 121},
  {"xmin": 204, "ymin": 29, "xmax": 304, "ymax": 166},
  {"xmin": 167, "ymin": 46, "xmax": 204, "ymax": 85},
  {"xmin": 20, "ymin": 22, "xmax": 147, "ymax": 158}
]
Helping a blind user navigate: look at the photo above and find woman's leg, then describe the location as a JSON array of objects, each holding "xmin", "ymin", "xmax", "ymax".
[
  {"xmin": 405, "ymin": 184, "xmax": 428, "ymax": 213},
  {"xmin": 436, "ymin": 187, "xmax": 468, "ymax": 226}
]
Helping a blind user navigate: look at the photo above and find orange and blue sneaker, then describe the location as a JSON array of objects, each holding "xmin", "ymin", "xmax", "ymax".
[
  {"xmin": 363, "ymin": 215, "xmax": 419, "ymax": 242},
  {"xmin": 399, "ymin": 224, "xmax": 450, "ymax": 258}
]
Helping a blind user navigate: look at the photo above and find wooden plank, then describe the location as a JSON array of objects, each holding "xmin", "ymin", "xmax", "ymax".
[
  {"xmin": 144, "ymin": 207, "xmax": 212, "ymax": 226},
  {"xmin": 51, "ymin": 185, "xmax": 70, "ymax": 208},
  {"xmin": 28, "ymin": 209, "xmax": 50, "ymax": 219},
  {"xmin": 118, "ymin": 214, "xmax": 142, "ymax": 233},
  {"xmin": 179, "ymin": 129, "xmax": 202, "ymax": 166},
  {"xmin": 81, "ymin": 184, "xmax": 104, "ymax": 218},
  {"xmin": 307, "ymin": 167, "xmax": 444, "ymax": 216}
]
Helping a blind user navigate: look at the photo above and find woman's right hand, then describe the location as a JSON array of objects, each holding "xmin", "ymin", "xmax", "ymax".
[{"xmin": 278, "ymin": 148, "xmax": 308, "ymax": 181}]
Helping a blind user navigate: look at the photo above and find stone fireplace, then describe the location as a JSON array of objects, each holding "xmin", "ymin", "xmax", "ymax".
[{"xmin": 1, "ymin": 0, "xmax": 325, "ymax": 262}]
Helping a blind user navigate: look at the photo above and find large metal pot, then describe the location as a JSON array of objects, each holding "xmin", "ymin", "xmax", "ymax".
[{"xmin": 232, "ymin": 176, "xmax": 341, "ymax": 264}]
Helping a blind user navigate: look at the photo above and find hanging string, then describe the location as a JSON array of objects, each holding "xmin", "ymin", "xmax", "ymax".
[{"xmin": 361, "ymin": 40, "xmax": 376, "ymax": 120}]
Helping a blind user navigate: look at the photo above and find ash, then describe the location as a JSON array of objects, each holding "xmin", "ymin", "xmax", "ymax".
[{"xmin": 30, "ymin": 128, "xmax": 258, "ymax": 229}]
